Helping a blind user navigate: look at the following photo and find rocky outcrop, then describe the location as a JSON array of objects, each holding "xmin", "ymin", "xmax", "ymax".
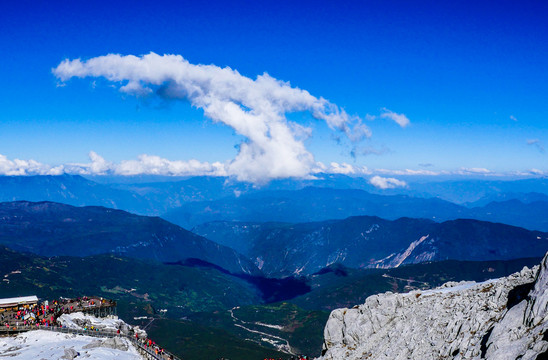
[
  {"xmin": 83, "ymin": 337, "xmax": 130, "ymax": 352},
  {"xmin": 62, "ymin": 348, "xmax": 79, "ymax": 360},
  {"xmin": 58, "ymin": 312, "xmax": 147, "ymax": 339},
  {"xmin": 319, "ymin": 252, "xmax": 548, "ymax": 359}
]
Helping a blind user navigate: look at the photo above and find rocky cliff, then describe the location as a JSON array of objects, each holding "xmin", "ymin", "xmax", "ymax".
[{"xmin": 319, "ymin": 252, "xmax": 548, "ymax": 359}]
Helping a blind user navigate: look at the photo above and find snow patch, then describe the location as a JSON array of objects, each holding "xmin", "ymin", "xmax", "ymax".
[{"xmin": 0, "ymin": 330, "xmax": 143, "ymax": 360}]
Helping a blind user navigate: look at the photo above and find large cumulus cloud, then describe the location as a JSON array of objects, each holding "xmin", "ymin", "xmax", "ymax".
[{"xmin": 53, "ymin": 52, "xmax": 370, "ymax": 183}]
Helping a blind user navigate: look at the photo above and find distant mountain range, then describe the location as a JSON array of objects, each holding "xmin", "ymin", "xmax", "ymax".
[
  {"xmin": 0, "ymin": 194, "xmax": 545, "ymax": 279},
  {"xmin": 193, "ymin": 216, "xmax": 548, "ymax": 277},
  {"xmin": 405, "ymin": 177, "xmax": 548, "ymax": 204},
  {"xmin": 1, "ymin": 198, "xmax": 544, "ymax": 280},
  {"xmin": 0, "ymin": 174, "xmax": 153, "ymax": 214},
  {"xmin": 171, "ymin": 187, "xmax": 548, "ymax": 231},
  {"xmin": 465, "ymin": 191, "xmax": 548, "ymax": 207},
  {"xmin": 465, "ymin": 199, "xmax": 548, "ymax": 230},
  {"xmin": 1, "ymin": 174, "xmax": 548, "ymax": 231},
  {"xmin": 165, "ymin": 187, "xmax": 466, "ymax": 228},
  {"xmin": 90, "ymin": 174, "xmax": 548, "ymax": 205},
  {"xmin": 0, "ymin": 201, "xmax": 257, "ymax": 275}
]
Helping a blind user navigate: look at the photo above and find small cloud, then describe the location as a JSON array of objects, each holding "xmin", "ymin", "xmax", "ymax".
[
  {"xmin": 529, "ymin": 168, "xmax": 544, "ymax": 175},
  {"xmin": 527, "ymin": 139, "xmax": 545, "ymax": 153},
  {"xmin": 65, "ymin": 151, "xmax": 111, "ymax": 175},
  {"xmin": 510, "ymin": 115, "xmax": 517, "ymax": 121},
  {"xmin": 418, "ymin": 163, "xmax": 434, "ymax": 168},
  {"xmin": 369, "ymin": 175, "xmax": 407, "ymax": 189},
  {"xmin": 327, "ymin": 162, "xmax": 356, "ymax": 175},
  {"xmin": 348, "ymin": 120, "xmax": 372, "ymax": 141},
  {"xmin": 457, "ymin": 167, "xmax": 492, "ymax": 175},
  {"xmin": 380, "ymin": 108, "xmax": 410, "ymax": 128},
  {"xmin": 351, "ymin": 145, "xmax": 391, "ymax": 159},
  {"xmin": 312, "ymin": 162, "xmax": 369, "ymax": 175},
  {"xmin": 375, "ymin": 168, "xmax": 440, "ymax": 176}
]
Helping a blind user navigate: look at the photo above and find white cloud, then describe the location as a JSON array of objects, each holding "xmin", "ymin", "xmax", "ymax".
[
  {"xmin": 311, "ymin": 162, "xmax": 369, "ymax": 176},
  {"xmin": 115, "ymin": 155, "xmax": 227, "ymax": 176},
  {"xmin": 527, "ymin": 139, "xmax": 545, "ymax": 153},
  {"xmin": 0, "ymin": 152, "xmax": 368, "ymax": 178},
  {"xmin": 0, "ymin": 155, "xmax": 64, "ymax": 176},
  {"xmin": 53, "ymin": 52, "xmax": 371, "ymax": 183},
  {"xmin": 0, "ymin": 152, "xmax": 226, "ymax": 177},
  {"xmin": 351, "ymin": 145, "xmax": 391, "ymax": 158},
  {"xmin": 369, "ymin": 175, "xmax": 407, "ymax": 189},
  {"xmin": 380, "ymin": 108, "xmax": 410, "ymax": 128},
  {"xmin": 456, "ymin": 167, "xmax": 492, "ymax": 175},
  {"xmin": 528, "ymin": 168, "xmax": 545, "ymax": 175},
  {"xmin": 510, "ymin": 115, "xmax": 517, "ymax": 121},
  {"xmin": 65, "ymin": 151, "xmax": 112, "ymax": 175},
  {"xmin": 0, "ymin": 152, "xmax": 544, "ymax": 179},
  {"xmin": 375, "ymin": 168, "xmax": 441, "ymax": 176},
  {"xmin": 327, "ymin": 162, "xmax": 356, "ymax": 175}
]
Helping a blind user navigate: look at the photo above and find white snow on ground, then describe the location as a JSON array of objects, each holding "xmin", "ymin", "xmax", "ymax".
[
  {"xmin": 0, "ymin": 330, "xmax": 143, "ymax": 359},
  {"xmin": 421, "ymin": 278, "xmax": 500, "ymax": 295}
]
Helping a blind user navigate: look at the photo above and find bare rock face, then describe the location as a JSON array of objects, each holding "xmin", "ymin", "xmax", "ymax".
[
  {"xmin": 100, "ymin": 337, "xmax": 130, "ymax": 352},
  {"xmin": 319, "ymin": 253, "xmax": 548, "ymax": 360}
]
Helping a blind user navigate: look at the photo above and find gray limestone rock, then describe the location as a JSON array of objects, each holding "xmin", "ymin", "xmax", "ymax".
[
  {"xmin": 82, "ymin": 340, "xmax": 102, "ymax": 349},
  {"xmin": 99, "ymin": 337, "xmax": 129, "ymax": 352},
  {"xmin": 318, "ymin": 252, "xmax": 548, "ymax": 360},
  {"xmin": 62, "ymin": 348, "xmax": 78, "ymax": 359}
]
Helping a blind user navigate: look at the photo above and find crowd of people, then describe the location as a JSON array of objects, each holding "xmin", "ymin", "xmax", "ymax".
[
  {"xmin": 134, "ymin": 332, "xmax": 175, "ymax": 360},
  {"xmin": 1, "ymin": 296, "xmax": 179, "ymax": 359},
  {"xmin": 0, "ymin": 296, "xmax": 115, "ymax": 330}
]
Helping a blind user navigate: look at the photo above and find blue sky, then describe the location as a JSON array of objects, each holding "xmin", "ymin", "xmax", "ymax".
[{"xmin": 1, "ymin": 0, "xmax": 547, "ymax": 182}]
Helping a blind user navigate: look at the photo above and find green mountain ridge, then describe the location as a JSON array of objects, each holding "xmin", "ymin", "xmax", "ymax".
[{"xmin": 0, "ymin": 200, "xmax": 258, "ymax": 275}]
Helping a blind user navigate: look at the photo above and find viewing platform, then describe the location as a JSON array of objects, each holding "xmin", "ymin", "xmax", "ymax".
[{"xmin": 0, "ymin": 295, "xmax": 179, "ymax": 360}]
